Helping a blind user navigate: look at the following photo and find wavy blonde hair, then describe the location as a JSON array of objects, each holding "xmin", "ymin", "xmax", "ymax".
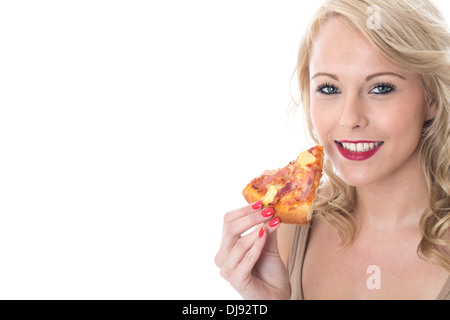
[{"xmin": 293, "ymin": 0, "xmax": 450, "ymax": 271}]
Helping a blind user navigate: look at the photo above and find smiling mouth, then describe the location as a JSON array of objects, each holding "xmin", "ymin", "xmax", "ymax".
[{"xmin": 336, "ymin": 140, "xmax": 384, "ymax": 153}]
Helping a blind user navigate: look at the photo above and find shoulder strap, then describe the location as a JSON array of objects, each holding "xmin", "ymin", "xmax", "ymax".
[{"xmin": 287, "ymin": 225, "xmax": 310, "ymax": 300}]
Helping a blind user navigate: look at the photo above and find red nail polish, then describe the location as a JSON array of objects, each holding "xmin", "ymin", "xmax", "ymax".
[
  {"xmin": 261, "ymin": 207, "xmax": 273, "ymax": 217},
  {"xmin": 252, "ymin": 200, "xmax": 262, "ymax": 210},
  {"xmin": 258, "ymin": 227, "xmax": 265, "ymax": 238},
  {"xmin": 269, "ymin": 217, "xmax": 280, "ymax": 228}
]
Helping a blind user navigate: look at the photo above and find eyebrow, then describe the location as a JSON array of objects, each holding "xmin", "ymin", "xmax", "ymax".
[{"xmin": 311, "ymin": 72, "xmax": 407, "ymax": 81}]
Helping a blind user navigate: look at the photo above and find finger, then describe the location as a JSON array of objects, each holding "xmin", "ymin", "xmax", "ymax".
[
  {"xmin": 227, "ymin": 206, "xmax": 274, "ymax": 237},
  {"xmin": 215, "ymin": 207, "xmax": 274, "ymax": 267},
  {"xmin": 228, "ymin": 227, "xmax": 267, "ymax": 290},
  {"xmin": 219, "ymin": 227, "xmax": 260, "ymax": 280},
  {"xmin": 223, "ymin": 200, "xmax": 262, "ymax": 223}
]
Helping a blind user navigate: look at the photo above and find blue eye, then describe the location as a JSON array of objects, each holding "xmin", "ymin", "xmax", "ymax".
[
  {"xmin": 370, "ymin": 83, "xmax": 396, "ymax": 95},
  {"xmin": 317, "ymin": 83, "xmax": 341, "ymax": 95}
]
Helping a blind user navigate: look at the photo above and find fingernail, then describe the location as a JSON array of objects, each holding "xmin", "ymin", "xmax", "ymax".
[
  {"xmin": 261, "ymin": 207, "xmax": 273, "ymax": 218},
  {"xmin": 269, "ymin": 217, "xmax": 280, "ymax": 228},
  {"xmin": 252, "ymin": 200, "xmax": 262, "ymax": 210},
  {"xmin": 258, "ymin": 227, "xmax": 265, "ymax": 238}
]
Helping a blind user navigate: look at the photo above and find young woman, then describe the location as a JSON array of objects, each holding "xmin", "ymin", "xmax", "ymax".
[{"xmin": 215, "ymin": 0, "xmax": 450, "ymax": 299}]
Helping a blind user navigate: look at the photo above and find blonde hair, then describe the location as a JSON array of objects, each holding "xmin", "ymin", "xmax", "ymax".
[{"xmin": 293, "ymin": 0, "xmax": 450, "ymax": 271}]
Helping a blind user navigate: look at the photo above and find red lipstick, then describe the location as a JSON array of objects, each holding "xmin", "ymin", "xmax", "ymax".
[{"xmin": 335, "ymin": 140, "xmax": 384, "ymax": 161}]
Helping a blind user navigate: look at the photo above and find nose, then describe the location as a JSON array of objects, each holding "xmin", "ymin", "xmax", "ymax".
[{"xmin": 339, "ymin": 94, "xmax": 368, "ymax": 130}]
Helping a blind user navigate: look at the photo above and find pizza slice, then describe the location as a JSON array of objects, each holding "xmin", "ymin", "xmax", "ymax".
[{"xmin": 242, "ymin": 146, "xmax": 324, "ymax": 225}]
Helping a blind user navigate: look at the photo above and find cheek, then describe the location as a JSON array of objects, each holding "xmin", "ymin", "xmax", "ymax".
[
  {"xmin": 376, "ymin": 95, "xmax": 426, "ymax": 146},
  {"xmin": 310, "ymin": 102, "xmax": 328, "ymax": 143},
  {"xmin": 310, "ymin": 100, "xmax": 339, "ymax": 146}
]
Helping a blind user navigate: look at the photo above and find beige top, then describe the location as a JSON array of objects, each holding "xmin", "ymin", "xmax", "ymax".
[{"xmin": 287, "ymin": 225, "xmax": 450, "ymax": 300}]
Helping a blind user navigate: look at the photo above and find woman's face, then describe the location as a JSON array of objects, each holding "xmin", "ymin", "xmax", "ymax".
[{"xmin": 309, "ymin": 18, "xmax": 436, "ymax": 187}]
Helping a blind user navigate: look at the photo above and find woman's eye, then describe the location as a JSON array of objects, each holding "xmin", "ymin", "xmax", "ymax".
[
  {"xmin": 370, "ymin": 83, "xmax": 395, "ymax": 95},
  {"xmin": 317, "ymin": 84, "xmax": 340, "ymax": 95}
]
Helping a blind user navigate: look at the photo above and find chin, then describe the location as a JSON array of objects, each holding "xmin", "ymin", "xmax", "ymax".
[{"xmin": 333, "ymin": 165, "xmax": 379, "ymax": 188}]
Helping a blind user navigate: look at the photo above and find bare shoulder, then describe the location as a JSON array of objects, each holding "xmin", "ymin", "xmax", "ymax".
[{"xmin": 277, "ymin": 224, "xmax": 297, "ymax": 268}]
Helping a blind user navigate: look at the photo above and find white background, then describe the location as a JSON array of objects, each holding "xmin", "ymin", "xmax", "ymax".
[{"xmin": 0, "ymin": 1, "xmax": 448, "ymax": 299}]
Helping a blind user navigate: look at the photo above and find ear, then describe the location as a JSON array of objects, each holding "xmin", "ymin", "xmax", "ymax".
[{"xmin": 424, "ymin": 97, "xmax": 437, "ymax": 122}]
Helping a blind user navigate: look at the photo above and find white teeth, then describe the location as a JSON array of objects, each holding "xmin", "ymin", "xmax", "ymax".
[
  {"xmin": 340, "ymin": 141, "xmax": 382, "ymax": 152},
  {"xmin": 356, "ymin": 143, "xmax": 363, "ymax": 152},
  {"xmin": 364, "ymin": 143, "xmax": 369, "ymax": 151}
]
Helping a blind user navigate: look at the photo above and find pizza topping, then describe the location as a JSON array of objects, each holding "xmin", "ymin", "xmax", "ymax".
[
  {"xmin": 297, "ymin": 150, "xmax": 316, "ymax": 166},
  {"xmin": 298, "ymin": 172, "xmax": 314, "ymax": 201},
  {"xmin": 271, "ymin": 181, "xmax": 296, "ymax": 205},
  {"xmin": 252, "ymin": 166, "xmax": 289, "ymax": 189},
  {"xmin": 262, "ymin": 185, "xmax": 279, "ymax": 206}
]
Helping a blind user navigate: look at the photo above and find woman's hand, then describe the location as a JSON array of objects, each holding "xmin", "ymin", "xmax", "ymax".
[{"xmin": 214, "ymin": 201, "xmax": 290, "ymax": 300}]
